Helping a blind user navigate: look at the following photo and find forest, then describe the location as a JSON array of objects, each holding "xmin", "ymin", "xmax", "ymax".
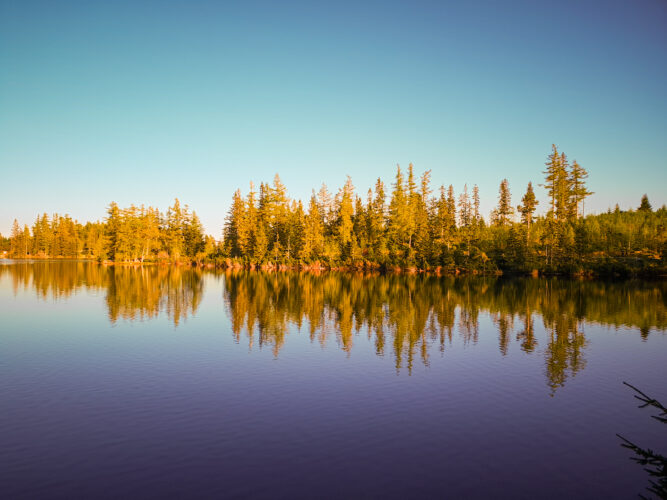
[{"xmin": 2, "ymin": 145, "xmax": 665, "ymax": 277}]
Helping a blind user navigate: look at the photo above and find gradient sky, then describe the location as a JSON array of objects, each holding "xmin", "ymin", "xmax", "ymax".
[{"xmin": 1, "ymin": 0, "xmax": 666, "ymax": 236}]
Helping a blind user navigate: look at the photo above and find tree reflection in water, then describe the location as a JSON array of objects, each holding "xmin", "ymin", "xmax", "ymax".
[
  {"xmin": 223, "ymin": 271, "xmax": 665, "ymax": 392},
  {"xmin": 2, "ymin": 262, "xmax": 665, "ymax": 392},
  {"xmin": 2, "ymin": 261, "xmax": 203, "ymax": 327},
  {"xmin": 105, "ymin": 266, "xmax": 203, "ymax": 326}
]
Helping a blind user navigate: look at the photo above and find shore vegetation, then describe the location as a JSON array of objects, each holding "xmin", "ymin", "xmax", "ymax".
[{"xmin": 3, "ymin": 146, "xmax": 665, "ymax": 277}]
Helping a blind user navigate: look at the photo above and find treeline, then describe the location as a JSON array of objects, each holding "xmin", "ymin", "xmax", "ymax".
[
  {"xmin": 222, "ymin": 145, "xmax": 665, "ymax": 276},
  {"xmin": 3, "ymin": 145, "xmax": 666, "ymax": 276},
  {"xmin": 5, "ymin": 199, "xmax": 217, "ymax": 264}
]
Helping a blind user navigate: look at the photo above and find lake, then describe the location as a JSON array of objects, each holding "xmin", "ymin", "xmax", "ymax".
[{"xmin": 1, "ymin": 261, "xmax": 665, "ymax": 499}]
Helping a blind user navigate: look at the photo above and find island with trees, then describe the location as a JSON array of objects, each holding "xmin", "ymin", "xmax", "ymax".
[{"xmin": 2, "ymin": 146, "xmax": 665, "ymax": 277}]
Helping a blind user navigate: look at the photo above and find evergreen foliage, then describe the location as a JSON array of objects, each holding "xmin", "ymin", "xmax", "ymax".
[
  {"xmin": 7, "ymin": 199, "xmax": 212, "ymax": 263},
  {"xmin": 5, "ymin": 147, "xmax": 665, "ymax": 276},
  {"xmin": 638, "ymin": 194, "xmax": 652, "ymax": 213}
]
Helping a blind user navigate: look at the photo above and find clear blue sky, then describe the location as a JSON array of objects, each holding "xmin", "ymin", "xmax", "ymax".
[{"xmin": 1, "ymin": 0, "xmax": 666, "ymax": 236}]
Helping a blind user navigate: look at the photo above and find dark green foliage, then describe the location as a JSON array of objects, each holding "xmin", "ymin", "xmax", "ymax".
[{"xmin": 639, "ymin": 194, "xmax": 653, "ymax": 213}]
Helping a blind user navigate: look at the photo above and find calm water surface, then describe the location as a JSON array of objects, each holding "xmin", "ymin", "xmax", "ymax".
[{"xmin": 1, "ymin": 261, "xmax": 665, "ymax": 499}]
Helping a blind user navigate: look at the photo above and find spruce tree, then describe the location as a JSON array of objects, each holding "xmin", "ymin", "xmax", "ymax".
[
  {"xmin": 21, "ymin": 225, "xmax": 31, "ymax": 257},
  {"xmin": 413, "ymin": 170, "xmax": 432, "ymax": 264},
  {"xmin": 406, "ymin": 163, "xmax": 419, "ymax": 249},
  {"xmin": 10, "ymin": 219, "xmax": 21, "ymax": 257},
  {"xmin": 253, "ymin": 222, "xmax": 268, "ymax": 263},
  {"xmin": 446, "ymin": 185, "xmax": 457, "ymax": 234},
  {"xmin": 336, "ymin": 176, "xmax": 355, "ymax": 253},
  {"xmin": 368, "ymin": 178, "xmax": 386, "ymax": 260},
  {"xmin": 224, "ymin": 189, "xmax": 245, "ymax": 257},
  {"xmin": 517, "ymin": 182, "xmax": 538, "ymax": 229},
  {"xmin": 542, "ymin": 144, "xmax": 566, "ymax": 220},
  {"xmin": 165, "ymin": 199, "xmax": 185, "ymax": 260},
  {"xmin": 388, "ymin": 165, "xmax": 408, "ymax": 259},
  {"xmin": 243, "ymin": 183, "xmax": 258, "ymax": 257},
  {"xmin": 495, "ymin": 179, "xmax": 513, "ymax": 226},
  {"xmin": 472, "ymin": 185, "xmax": 480, "ymax": 226},
  {"xmin": 555, "ymin": 152, "xmax": 571, "ymax": 221},
  {"xmin": 105, "ymin": 202, "xmax": 121, "ymax": 261},
  {"xmin": 139, "ymin": 206, "xmax": 161, "ymax": 262},
  {"xmin": 302, "ymin": 194, "xmax": 324, "ymax": 261},
  {"xmin": 184, "ymin": 211, "xmax": 205, "ymax": 258},
  {"xmin": 568, "ymin": 160, "xmax": 592, "ymax": 219},
  {"xmin": 638, "ymin": 194, "xmax": 652, "ymax": 212},
  {"xmin": 317, "ymin": 183, "xmax": 333, "ymax": 231},
  {"xmin": 459, "ymin": 185, "xmax": 471, "ymax": 228},
  {"xmin": 286, "ymin": 200, "xmax": 304, "ymax": 261},
  {"xmin": 433, "ymin": 185, "xmax": 449, "ymax": 249}
]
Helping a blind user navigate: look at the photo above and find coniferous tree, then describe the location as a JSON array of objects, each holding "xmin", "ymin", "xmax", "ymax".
[
  {"xmin": 568, "ymin": 160, "xmax": 592, "ymax": 219},
  {"xmin": 32, "ymin": 213, "xmax": 51, "ymax": 256},
  {"xmin": 405, "ymin": 163, "xmax": 419, "ymax": 250},
  {"xmin": 284, "ymin": 201, "xmax": 303, "ymax": 261},
  {"xmin": 241, "ymin": 183, "xmax": 259, "ymax": 257},
  {"xmin": 459, "ymin": 185, "xmax": 472, "ymax": 228},
  {"xmin": 495, "ymin": 179, "xmax": 513, "ymax": 226},
  {"xmin": 387, "ymin": 165, "xmax": 409, "ymax": 260},
  {"xmin": 115, "ymin": 206, "xmax": 140, "ymax": 260},
  {"xmin": 105, "ymin": 202, "xmax": 121, "ymax": 261},
  {"xmin": 412, "ymin": 170, "xmax": 432, "ymax": 265},
  {"xmin": 336, "ymin": 176, "xmax": 355, "ymax": 257},
  {"xmin": 165, "ymin": 199, "xmax": 185, "ymax": 260},
  {"xmin": 224, "ymin": 189, "xmax": 245, "ymax": 258},
  {"xmin": 139, "ymin": 206, "xmax": 161, "ymax": 262},
  {"xmin": 459, "ymin": 185, "xmax": 473, "ymax": 265},
  {"xmin": 472, "ymin": 185, "xmax": 481, "ymax": 227},
  {"xmin": 638, "ymin": 194, "xmax": 652, "ymax": 212},
  {"xmin": 301, "ymin": 194, "xmax": 325, "ymax": 262},
  {"xmin": 10, "ymin": 219, "xmax": 21, "ymax": 257},
  {"xmin": 317, "ymin": 183, "xmax": 333, "ymax": 231},
  {"xmin": 84, "ymin": 221, "xmax": 107, "ymax": 260},
  {"xmin": 268, "ymin": 174, "xmax": 289, "ymax": 255},
  {"xmin": 353, "ymin": 196, "xmax": 367, "ymax": 249},
  {"xmin": 433, "ymin": 186, "xmax": 449, "ymax": 253},
  {"xmin": 10, "ymin": 144, "xmax": 666, "ymax": 275},
  {"xmin": 183, "ymin": 211, "xmax": 205, "ymax": 258},
  {"xmin": 21, "ymin": 225, "xmax": 31, "ymax": 257},
  {"xmin": 517, "ymin": 182, "xmax": 538, "ymax": 229},
  {"xmin": 253, "ymin": 222, "xmax": 268, "ymax": 263},
  {"xmin": 542, "ymin": 144, "xmax": 567, "ymax": 220},
  {"xmin": 446, "ymin": 185, "xmax": 457, "ymax": 233},
  {"xmin": 368, "ymin": 178, "xmax": 387, "ymax": 261},
  {"xmin": 555, "ymin": 152, "xmax": 571, "ymax": 221}
]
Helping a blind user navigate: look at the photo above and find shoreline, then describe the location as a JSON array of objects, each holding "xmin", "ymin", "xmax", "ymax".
[{"xmin": 2, "ymin": 257, "xmax": 665, "ymax": 279}]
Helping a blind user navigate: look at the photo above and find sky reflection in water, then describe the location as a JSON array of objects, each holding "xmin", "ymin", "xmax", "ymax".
[{"xmin": 0, "ymin": 261, "xmax": 665, "ymax": 498}]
